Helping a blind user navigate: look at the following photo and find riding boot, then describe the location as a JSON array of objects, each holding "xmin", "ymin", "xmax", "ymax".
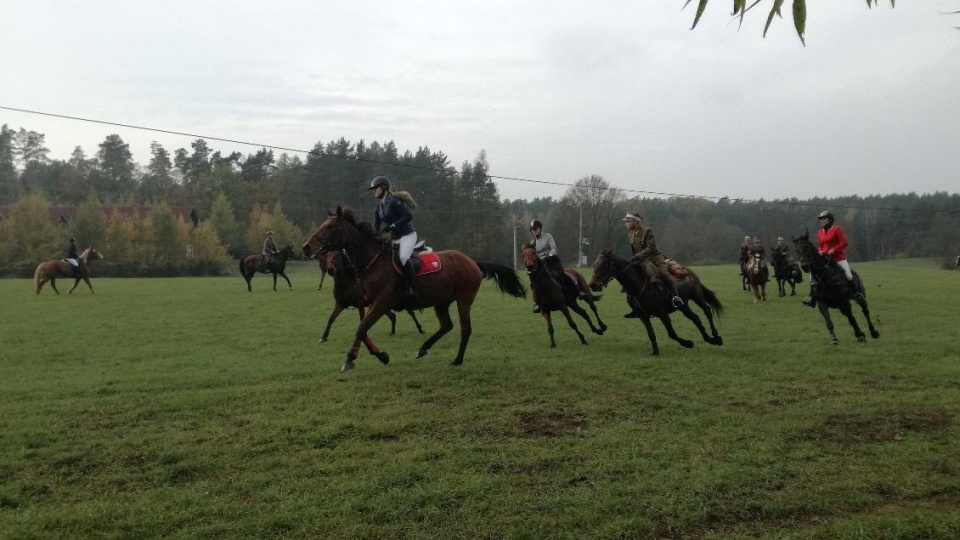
[
  {"xmin": 401, "ymin": 260, "xmax": 418, "ymax": 299},
  {"xmin": 848, "ymin": 279, "xmax": 864, "ymax": 301},
  {"xmin": 802, "ymin": 284, "xmax": 818, "ymax": 308}
]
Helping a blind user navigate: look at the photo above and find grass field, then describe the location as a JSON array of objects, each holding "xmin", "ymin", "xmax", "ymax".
[{"xmin": 1, "ymin": 259, "xmax": 959, "ymax": 539}]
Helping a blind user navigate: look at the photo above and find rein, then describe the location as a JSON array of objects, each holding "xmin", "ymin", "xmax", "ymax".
[{"xmin": 596, "ymin": 257, "xmax": 638, "ymax": 290}]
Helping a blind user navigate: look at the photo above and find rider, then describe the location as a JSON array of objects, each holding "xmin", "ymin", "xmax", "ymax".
[
  {"xmin": 370, "ymin": 175, "xmax": 417, "ymax": 299},
  {"xmin": 623, "ymin": 212, "xmax": 684, "ymax": 311},
  {"xmin": 739, "ymin": 235, "xmax": 752, "ymax": 272},
  {"xmin": 770, "ymin": 236, "xmax": 790, "ymax": 277},
  {"xmin": 802, "ymin": 210, "xmax": 863, "ymax": 307},
  {"xmin": 261, "ymin": 231, "xmax": 277, "ymax": 271},
  {"xmin": 750, "ymin": 236, "xmax": 766, "ymax": 261},
  {"xmin": 65, "ymin": 237, "xmax": 80, "ymax": 276},
  {"xmin": 529, "ymin": 219, "xmax": 581, "ymax": 314}
]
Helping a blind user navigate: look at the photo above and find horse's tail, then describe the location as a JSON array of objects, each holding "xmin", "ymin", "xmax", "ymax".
[
  {"xmin": 476, "ymin": 261, "xmax": 527, "ymax": 298},
  {"xmin": 701, "ymin": 284, "xmax": 724, "ymax": 318},
  {"xmin": 239, "ymin": 258, "xmax": 245, "ymax": 275},
  {"xmin": 34, "ymin": 263, "xmax": 43, "ymax": 291}
]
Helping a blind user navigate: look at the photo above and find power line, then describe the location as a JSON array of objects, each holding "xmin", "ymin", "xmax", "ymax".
[{"xmin": 2, "ymin": 104, "xmax": 959, "ymax": 215}]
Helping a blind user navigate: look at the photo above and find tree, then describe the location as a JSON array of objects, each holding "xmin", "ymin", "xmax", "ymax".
[
  {"xmin": 13, "ymin": 128, "xmax": 49, "ymax": 169},
  {"xmin": 71, "ymin": 197, "xmax": 107, "ymax": 249},
  {"xmin": 556, "ymin": 175, "xmax": 628, "ymax": 265},
  {"xmin": 0, "ymin": 125, "xmax": 17, "ymax": 204},
  {"xmin": 208, "ymin": 192, "xmax": 243, "ymax": 257},
  {"xmin": 96, "ymin": 134, "xmax": 136, "ymax": 201},
  {"xmin": 140, "ymin": 141, "xmax": 175, "ymax": 204},
  {"xmin": 0, "ymin": 195, "xmax": 60, "ymax": 267},
  {"xmin": 685, "ymin": 0, "xmax": 896, "ymax": 44}
]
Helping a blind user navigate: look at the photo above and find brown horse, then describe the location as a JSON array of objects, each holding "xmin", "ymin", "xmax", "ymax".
[
  {"xmin": 302, "ymin": 207, "xmax": 526, "ymax": 372},
  {"xmin": 520, "ymin": 243, "xmax": 605, "ymax": 348},
  {"xmin": 34, "ymin": 247, "xmax": 104, "ymax": 295},
  {"xmin": 589, "ymin": 250, "xmax": 723, "ymax": 356},
  {"xmin": 745, "ymin": 253, "xmax": 769, "ymax": 303},
  {"xmin": 319, "ymin": 249, "xmax": 425, "ymax": 343},
  {"xmin": 240, "ymin": 245, "xmax": 295, "ymax": 292}
]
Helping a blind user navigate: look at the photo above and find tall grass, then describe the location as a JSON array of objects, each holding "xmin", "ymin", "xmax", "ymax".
[{"xmin": 1, "ymin": 260, "xmax": 958, "ymax": 539}]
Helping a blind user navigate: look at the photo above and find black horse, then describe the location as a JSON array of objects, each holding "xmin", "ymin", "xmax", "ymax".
[
  {"xmin": 771, "ymin": 255, "xmax": 803, "ymax": 297},
  {"xmin": 240, "ymin": 245, "xmax": 296, "ymax": 292},
  {"xmin": 793, "ymin": 231, "xmax": 880, "ymax": 345},
  {"xmin": 589, "ymin": 250, "xmax": 723, "ymax": 356},
  {"xmin": 319, "ymin": 249, "xmax": 425, "ymax": 343}
]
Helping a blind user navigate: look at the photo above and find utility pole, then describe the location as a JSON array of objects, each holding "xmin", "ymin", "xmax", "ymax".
[
  {"xmin": 578, "ymin": 203, "xmax": 583, "ymax": 268},
  {"xmin": 512, "ymin": 213, "xmax": 518, "ymax": 270}
]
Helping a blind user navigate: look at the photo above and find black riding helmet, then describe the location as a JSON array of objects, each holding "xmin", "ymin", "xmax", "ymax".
[
  {"xmin": 368, "ymin": 175, "xmax": 391, "ymax": 190},
  {"xmin": 818, "ymin": 210, "xmax": 834, "ymax": 221},
  {"xmin": 530, "ymin": 219, "xmax": 543, "ymax": 231}
]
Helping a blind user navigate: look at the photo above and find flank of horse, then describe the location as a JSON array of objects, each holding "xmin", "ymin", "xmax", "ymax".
[
  {"xmin": 240, "ymin": 245, "xmax": 296, "ymax": 292},
  {"xmin": 34, "ymin": 247, "xmax": 104, "ymax": 295},
  {"xmin": 318, "ymin": 249, "xmax": 425, "ymax": 343},
  {"xmin": 772, "ymin": 254, "xmax": 803, "ymax": 297},
  {"xmin": 589, "ymin": 250, "xmax": 723, "ymax": 356},
  {"xmin": 793, "ymin": 231, "xmax": 880, "ymax": 346},
  {"xmin": 745, "ymin": 253, "xmax": 769, "ymax": 303},
  {"xmin": 520, "ymin": 243, "xmax": 605, "ymax": 348},
  {"xmin": 302, "ymin": 206, "xmax": 526, "ymax": 372}
]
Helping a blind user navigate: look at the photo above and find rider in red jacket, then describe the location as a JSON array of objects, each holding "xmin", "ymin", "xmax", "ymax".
[{"xmin": 802, "ymin": 210, "xmax": 864, "ymax": 306}]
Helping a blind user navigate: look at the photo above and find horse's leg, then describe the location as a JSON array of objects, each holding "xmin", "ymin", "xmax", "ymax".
[
  {"xmin": 386, "ymin": 310, "xmax": 398, "ymax": 335},
  {"xmin": 658, "ymin": 314, "xmax": 695, "ymax": 349},
  {"xmin": 558, "ymin": 306, "xmax": 588, "ymax": 345},
  {"xmin": 676, "ymin": 304, "xmax": 714, "ymax": 345},
  {"xmin": 837, "ymin": 302, "xmax": 867, "ymax": 343},
  {"xmin": 317, "ymin": 270, "xmax": 326, "ymax": 291},
  {"xmin": 68, "ymin": 277, "xmax": 82, "ymax": 294},
  {"xmin": 49, "ymin": 278, "xmax": 60, "ymax": 294},
  {"xmin": 691, "ymin": 296, "xmax": 723, "ymax": 346},
  {"xmin": 36, "ymin": 272, "xmax": 47, "ymax": 294},
  {"xmin": 81, "ymin": 276, "xmax": 94, "ymax": 294},
  {"xmin": 279, "ymin": 270, "xmax": 292, "ymax": 290},
  {"xmin": 636, "ymin": 314, "xmax": 660, "ymax": 356},
  {"xmin": 320, "ymin": 302, "xmax": 345, "ymax": 343},
  {"xmin": 567, "ymin": 299, "xmax": 603, "ymax": 336},
  {"xmin": 583, "ymin": 296, "xmax": 607, "ymax": 334},
  {"xmin": 855, "ymin": 297, "xmax": 881, "ymax": 339},
  {"xmin": 243, "ymin": 268, "xmax": 253, "ymax": 292},
  {"xmin": 818, "ymin": 304, "xmax": 840, "ymax": 346},
  {"xmin": 451, "ymin": 298, "xmax": 475, "ymax": 366},
  {"xmin": 272, "ymin": 273, "xmax": 278, "ymax": 291},
  {"xmin": 407, "ymin": 310, "xmax": 425, "ymax": 334},
  {"xmin": 417, "ymin": 301, "xmax": 455, "ymax": 360},
  {"xmin": 342, "ymin": 304, "xmax": 390, "ymax": 371},
  {"xmin": 761, "ymin": 283, "xmax": 767, "ymax": 301},
  {"xmin": 542, "ymin": 311, "xmax": 557, "ymax": 348}
]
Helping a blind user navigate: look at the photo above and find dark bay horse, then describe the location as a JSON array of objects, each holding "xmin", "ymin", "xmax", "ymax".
[
  {"xmin": 793, "ymin": 231, "xmax": 879, "ymax": 346},
  {"xmin": 520, "ymin": 243, "xmax": 605, "ymax": 348},
  {"xmin": 745, "ymin": 253, "xmax": 769, "ymax": 303},
  {"xmin": 302, "ymin": 207, "xmax": 526, "ymax": 371},
  {"xmin": 240, "ymin": 245, "xmax": 295, "ymax": 292},
  {"xmin": 34, "ymin": 247, "xmax": 104, "ymax": 294},
  {"xmin": 319, "ymin": 249, "xmax": 425, "ymax": 343},
  {"xmin": 772, "ymin": 255, "xmax": 803, "ymax": 297},
  {"xmin": 589, "ymin": 250, "xmax": 723, "ymax": 356}
]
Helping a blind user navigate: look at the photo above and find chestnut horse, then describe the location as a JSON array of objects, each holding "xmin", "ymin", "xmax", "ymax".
[
  {"xmin": 319, "ymin": 249, "xmax": 425, "ymax": 343},
  {"xmin": 745, "ymin": 253, "xmax": 769, "ymax": 303},
  {"xmin": 793, "ymin": 231, "xmax": 879, "ymax": 345},
  {"xmin": 589, "ymin": 250, "xmax": 723, "ymax": 355},
  {"xmin": 520, "ymin": 243, "xmax": 605, "ymax": 348},
  {"xmin": 302, "ymin": 207, "xmax": 526, "ymax": 372},
  {"xmin": 240, "ymin": 245, "xmax": 295, "ymax": 292},
  {"xmin": 34, "ymin": 247, "xmax": 104, "ymax": 294}
]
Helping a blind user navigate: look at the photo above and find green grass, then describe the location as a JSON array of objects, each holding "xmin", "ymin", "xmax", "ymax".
[{"xmin": 2, "ymin": 260, "xmax": 959, "ymax": 539}]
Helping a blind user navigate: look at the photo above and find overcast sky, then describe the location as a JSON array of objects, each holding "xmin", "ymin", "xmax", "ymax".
[{"xmin": 2, "ymin": 1, "xmax": 958, "ymax": 203}]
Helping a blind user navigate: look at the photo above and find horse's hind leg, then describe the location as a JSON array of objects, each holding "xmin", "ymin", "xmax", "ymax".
[
  {"xmin": 856, "ymin": 299, "xmax": 880, "ymax": 339},
  {"xmin": 692, "ymin": 298, "xmax": 723, "ymax": 346},
  {"xmin": 407, "ymin": 310, "xmax": 425, "ymax": 334},
  {"xmin": 677, "ymin": 305, "xmax": 714, "ymax": 346},
  {"xmin": 81, "ymin": 276, "xmax": 94, "ymax": 294},
  {"xmin": 386, "ymin": 310, "xmax": 398, "ymax": 335},
  {"xmin": 585, "ymin": 297, "xmax": 607, "ymax": 334},
  {"xmin": 558, "ymin": 307, "xmax": 588, "ymax": 345},
  {"xmin": 451, "ymin": 299, "xmax": 475, "ymax": 366},
  {"xmin": 542, "ymin": 311, "xmax": 557, "ymax": 348},
  {"xmin": 637, "ymin": 315, "xmax": 660, "ymax": 356},
  {"xmin": 569, "ymin": 301, "xmax": 602, "ymax": 336},
  {"xmin": 839, "ymin": 303, "xmax": 867, "ymax": 343},
  {"xmin": 417, "ymin": 301, "xmax": 455, "ymax": 360},
  {"xmin": 659, "ymin": 315, "xmax": 695, "ymax": 349},
  {"xmin": 279, "ymin": 271, "xmax": 292, "ymax": 290},
  {"xmin": 49, "ymin": 278, "xmax": 60, "ymax": 295}
]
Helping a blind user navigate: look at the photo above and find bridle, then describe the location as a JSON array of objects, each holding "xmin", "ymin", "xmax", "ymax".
[{"xmin": 594, "ymin": 254, "xmax": 638, "ymax": 290}]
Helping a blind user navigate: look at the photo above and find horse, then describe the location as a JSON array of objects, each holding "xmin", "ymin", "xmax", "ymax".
[
  {"xmin": 771, "ymin": 254, "xmax": 803, "ymax": 297},
  {"xmin": 589, "ymin": 250, "xmax": 723, "ymax": 355},
  {"xmin": 793, "ymin": 231, "xmax": 880, "ymax": 345},
  {"xmin": 34, "ymin": 247, "xmax": 104, "ymax": 294},
  {"xmin": 302, "ymin": 207, "xmax": 526, "ymax": 371},
  {"xmin": 318, "ymin": 249, "xmax": 425, "ymax": 343},
  {"xmin": 316, "ymin": 256, "xmax": 328, "ymax": 290},
  {"xmin": 240, "ymin": 245, "xmax": 296, "ymax": 292},
  {"xmin": 745, "ymin": 253, "xmax": 769, "ymax": 303},
  {"xmin": 520, "ymin": 243, "xmax": 605, "ymax": 348}
]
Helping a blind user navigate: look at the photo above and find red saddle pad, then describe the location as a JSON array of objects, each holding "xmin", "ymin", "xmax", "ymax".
[{"xmin": 393, "ymin": 252, "xmax": 442, "ymax": 276}]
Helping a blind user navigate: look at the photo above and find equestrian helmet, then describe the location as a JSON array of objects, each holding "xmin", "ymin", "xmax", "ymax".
[
  {"xmin": 266, "ymin": 231, "xmax": 273, "ymax": 236},
  {"xmin": 622, "ymin": 213, "xmax": 642, "ymax": 222},
  {"xmin": 368, "ymin": 175, "xmax": 391, "ymax": 190},
  {"xmin": 818, "ymin": 210, "xmax": 834, "ymax": 221},
  {"xmin": 69, "ymin": 237, "xmax": 76, "ymax": 243},
  {"xmin": 530, "ymin": 219, "xmax": 543, "ymax": 230}
]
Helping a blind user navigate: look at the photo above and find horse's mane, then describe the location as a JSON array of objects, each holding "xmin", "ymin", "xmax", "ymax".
[
  {"xmin": 394, "ymin": 191, "xmax": 417, "ymax": 210},
  {"xmin": 338, "ymin": 207, "xmax": 380, "ymax": 242},
  {"xmin": 79, "ymin": 247, "xmax": 91, "ymax": 261}
]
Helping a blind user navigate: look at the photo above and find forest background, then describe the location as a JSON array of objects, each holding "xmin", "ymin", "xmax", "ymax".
[{"xmin": 1, "ymin": 124, "xmax": 958, "ymax": 277}]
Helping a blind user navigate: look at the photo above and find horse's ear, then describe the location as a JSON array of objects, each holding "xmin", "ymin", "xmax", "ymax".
[
  {"xmin": 336, "ymin": 206, "xmax": 343, "ymax": 218},
  {"xmin": 327, "ymin": 209, "xmax": 334, "ymax": 217}
]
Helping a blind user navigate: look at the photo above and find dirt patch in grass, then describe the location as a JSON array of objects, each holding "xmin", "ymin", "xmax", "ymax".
[
  {"xmin": 800, "ymin": 407, "xmax": 953, "ymax": 445},
  {"xmin": 516, "ymin": 410, "xmax": 588, "ymax": 438}
]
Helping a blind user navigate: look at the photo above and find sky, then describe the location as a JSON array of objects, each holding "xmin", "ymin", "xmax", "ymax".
[{"xmin": 2, "ymin": 1, "xmax": 959, "ymax": 203}]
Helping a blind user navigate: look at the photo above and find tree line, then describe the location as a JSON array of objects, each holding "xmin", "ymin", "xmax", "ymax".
[{"xmin": 1, "ymin": 123, "xmax": 958, "ymax": 278}]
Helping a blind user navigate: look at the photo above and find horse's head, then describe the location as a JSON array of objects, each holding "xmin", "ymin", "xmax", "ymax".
[
  {"xmin": 792, "ymin": 230, "xmax": 819, "ymax": 273},
  {"xmin": 322, "ymin": 250, "xmax": 346, "ymax": 273},
  {"xmin": 519, "ymin": 242, "xmax": 540, "ymax": 274},
  {"xmin": 303, "ymin": 207, "xmax": 346, "ymax": 259},
  {"xmin": 589, "ymin": 249, "xmax": 616, "ymax": 292},
  {"xmin": 81, "ymin": 247, "xmax": 104, "ymax": 262}
]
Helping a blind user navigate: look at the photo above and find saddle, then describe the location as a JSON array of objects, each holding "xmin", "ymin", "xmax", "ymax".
[
  {"xmin": 392, "ymin": 241, "xmax": 441, "ymax": 276},
  {"xmin": 62, "ymin": 259, "xmax": 81, "ymax": 276},
  {"xmin": 664, "ymin": 259, "xmax": 689, "ymax": 280}
]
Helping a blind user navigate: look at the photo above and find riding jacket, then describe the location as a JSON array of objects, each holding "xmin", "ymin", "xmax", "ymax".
[
  {"xmin": 817, "ymin": 225, "xmax": 849, "ymax": 262},
  {"xmin": 262, "ymin": 236, "xmax": 277, "ymax": 256},
  {"xmin": 628, "ymin": 226, "xmax": 665, "ymax": 265},
  {"xmin": 771, "ymin": 244, "xmax": 790, "ymax": 261},
  {"xmin": 533, "ymin": 232, "xmax": 558, "ymax": 260},
  {"xmin": 66, "ymin": 241, "xmax": 78, "ymax": 260},
  {"xmin": 375, "ymin": 192, "xmax": 415, "ymax": 240}
]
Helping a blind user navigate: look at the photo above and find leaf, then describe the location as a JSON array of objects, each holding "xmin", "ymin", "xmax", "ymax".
[
  {"xmin": 793, "ymin": 0, "xmax": 807, "ymax": 45},
  {"xmin": 763, "ymin": 0, "xmax": 785, "ymax": 37},
  {"xmin": 691, "ymin": 0, "xmax": 709, "ymax": 29}
]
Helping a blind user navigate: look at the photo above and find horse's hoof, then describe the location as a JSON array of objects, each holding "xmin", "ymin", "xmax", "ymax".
[
  {"xmin": 680, "ymin": 341, "xmax": 695, "ymax": 349},
  {"xmin": 341, "ymin": 360, "xmax": 355, "ymax": 372},
  {"xmin": 417, "ymin": 349, "xmax": 428, "ymax": 359},
  {"xmin": 830, "ymin": 340, "xmax": 839, "ymax": 347},
  {"xmin": 712, "ymin": 337, "xmax": 724, "ymax": 346},
  {"xmin": 599, "ymin": 324, "xmax": 608, "ymax": 333},
  {"xmin": 319, "ymin": 337, "xmax": 327, "ymax": 343},
  {"xmin": 377, "ymin": 352, "xmax": 390, "ymax": 365},
  {"xmin": 550, "ymin": 343, "xmax": 556, "ymax": 349},
  {"xmin": 857, "ymin": 335, "xmax": 866, "ymax": 343},
  {"xmin": 871, "ymin": 331, "xmax": 880, "ymax": 339},
  {"xmin": 450, "ymin": 358, "xmax": 463, "ymax": 366}
]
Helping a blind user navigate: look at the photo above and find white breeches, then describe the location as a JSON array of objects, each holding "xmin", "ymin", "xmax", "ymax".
[
  {"xmin": 836, "ymin": 259, "xmax": 853, "ymax": 280},
  {"xmin": 394, "ymin": 232, "xmax": 417, "ymax": 264}
]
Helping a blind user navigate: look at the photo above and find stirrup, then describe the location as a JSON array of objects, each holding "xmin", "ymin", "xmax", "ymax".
[
  {"xmin": 671, "ymin": 296, "xmax": 683, "ymax": 308},
  {"xmin": 532, "ymin": 304, "xmax": 541, "ymax": 314},
  {"xmin": 801, "ymin": 296, "xmax": 816, "ymax": 307}
]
